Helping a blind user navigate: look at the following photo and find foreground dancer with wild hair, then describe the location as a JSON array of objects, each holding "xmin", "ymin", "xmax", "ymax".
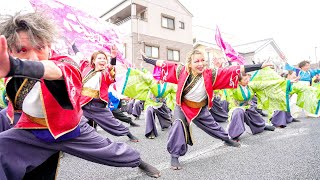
[
  {"xmin": 0, "ymin": 12, "xmax": 160, "ymax": 179},
  {"xmin": 141, "ymin": 49, "xmax": 272, "ymax": 170}
]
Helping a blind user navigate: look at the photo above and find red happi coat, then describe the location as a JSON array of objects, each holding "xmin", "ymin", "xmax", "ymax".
[
  {"xmin": 6, "ymin": 55, "xmax": 82, "ymax": 139},
  {"xmin": 79, "ymin": 60, "xmax": 115, "ymax": 106},
  {"xmin": 160, "ymin": 61, "xmax": 240, "ymax": 123}
]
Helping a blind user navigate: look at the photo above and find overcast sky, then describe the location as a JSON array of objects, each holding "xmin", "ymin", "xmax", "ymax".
[{"xmin": 2, "ymin": 0, "xmax": 320, "ymax": 65}]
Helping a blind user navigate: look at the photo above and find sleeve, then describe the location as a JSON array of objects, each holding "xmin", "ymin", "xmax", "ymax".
[
  {"xmin": 224, "ymin": 88, "xmax": 237, "ymax": 110},
  {"xmin": 160, "ymin": 61, "xmax": 183, "ymax": 84},
  {"xmin": 108, "ymin": 92, "xmax": 120, "ymax": 110},
  {"xmin": 219, "ymin": 89, "xmax": 228, "ymax": 101},
  {"xmin": 284, "ymin": 63, "xmax": 297, "ymax": 71},
  {"xmin": 249, "ymin": 79, "xmax": 291, "ymax": 114},
  {"xmin": 309, "ymin": 69, "xmax": 320, "ymax": 78},
  {"xmin": 121, "ymin": 68, "xmax": 153, "ymax": 100},
  {"xmin": 163, "ymin": 83, "xmax": 177, "ymax": 111},
  {"xmin": 79, "ymin": 60, "xmax": 90, "ymax": 72},
  {"xmin": 212, "ymin": 65, "xmax": 241, "ymax": 90},
  {"xmin": 291, "ymin": 82, "xmax": 320, "ymax": 114},
  {"xmin": 106, "ymin": 66, "xmax": 116, "ymax": 82},
  {"xmin": 45, "ymin": 57, "xmax": 82, "ymax": 109},
  {"xmin": 250, "ymin": 67, "xmax": 282, "ymax": 81}
]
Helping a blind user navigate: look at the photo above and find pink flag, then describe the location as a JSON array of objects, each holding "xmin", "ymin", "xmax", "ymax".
[
  {"xmin": 215, "ymin": 26, "xmax": 226, "ymax": 50},
  {"xmin": 215, "ymin": 26, "xmax": 245, "ymax": 65},
  {"xmin": 29, "ymin": 0, "xmax": 132, "ymax": 67}
]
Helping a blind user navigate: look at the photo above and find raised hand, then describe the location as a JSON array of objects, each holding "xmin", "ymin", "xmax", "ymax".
[
  {"xmin": 0, "ymin": 35, "xmax": 10, "ymax": 78},
  {"xmin": 290, "ymin": 77, "xmax": 300, "ymax": 83},
  {"xmin": 110, "ymin": 44, "xmax": 118, "ymax": 58},
  {"xmin": 261, "ymin": 58, "xmax": 274, "ymax": 68},
  {"xmin": 139, "ymin": 49, "xmax": 163, "ymax": 67},
  {"xmin": 140, "ymin": 49, "xmax": 147, "ymax": 60}
]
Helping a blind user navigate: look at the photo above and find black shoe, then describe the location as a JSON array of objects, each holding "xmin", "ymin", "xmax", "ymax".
[
  {"xmin": 161, "ymin": 127, "xmax": 169, "ymax": 131},
  {"xmin": 170, "ymin": 157, "xmax": 182, "ymax": 170},
  {"xmin": 134, "ymin": 116, "xmax": 140, "ymax": 120},
  {"xmin": 224, "ymin": 139, "xmax": 241, "ymax": 147},
  {"xmin": 292, "ymin": 118, "xmax": 300, "ymax": 122},
  {"xmin": 260, "ymin": 112, "xmax": 268, "ymax": 117},
  {"xmin": 232, "ymin": 135, "xmax": 240, "ymax": 142},
  {"xmin": 127, "ymin": 132, "xmax": 139, "ymax": 142},
  {"xmin": 264, "ymin": 125, "xmax": 275, "ymax": 131},
  {"xmin": 138, "ymin": 160, "xmax": 161, "ymax": 178},
  {"xmin": 130, "ymin": 121, "xmax": 140, "ymax": 127}
]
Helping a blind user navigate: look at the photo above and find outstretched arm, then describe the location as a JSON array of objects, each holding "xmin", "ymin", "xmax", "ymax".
[
  {"xmin": 140, "ymin": 50, "xmax": 180, "ymax": 84},
  {"xmin": 140, "ymin": 50, "xmax": 164, "ymax": 67},
  {"xmin": 284, "ymin": 62, "xmax": 297, "ymax": 71},
  {"xmin": 240, "ymin": 60, "xmax": 273, "ymax": 73}
]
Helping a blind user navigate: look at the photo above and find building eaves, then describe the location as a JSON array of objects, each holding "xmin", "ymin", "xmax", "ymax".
[
  {"xmin": 99, "ymin": 0, "xmax": 128, "ymax": 18},
  {"xmin": 193, "ymin": 40, "xmax": 219, "ymax": 49}
]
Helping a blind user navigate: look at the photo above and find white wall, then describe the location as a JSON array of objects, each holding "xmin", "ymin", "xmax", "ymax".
[{"xmin": 131, "ymin": 0, "xmax": 193, "ymax": 45}]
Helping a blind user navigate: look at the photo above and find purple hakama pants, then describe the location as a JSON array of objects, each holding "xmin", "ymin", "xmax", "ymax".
[
  {"xmin": 132, "ymin": 100, "xmax": 144, "ymax": 118},
  {"xmin": 82, "ymin": 99, "xmax": 129, "ymax": 136},
  {"xmin": 209, "ymin": 97, "xmax": 229, "ymax": 122},
  {"xmin": 228, "ymin": 106, "xmax": 266, "ymax": 139},
  {"xmin": 270, "ymin": 110, "xmax": 293, "ymax": 127},
  {"xmin": 145, "ymin": 104, "xmax": 172, "ymax": 137},
  {"xmin": 221, "ymin": 100, "xmax": 229, "ymax": 113},
  {"xmin": 167, "ymin": 105, "xmax": 229, "ymax": 158},
  {"xmin": 126, "ymin": 99, "xmax": 135, "ymax": 114}
]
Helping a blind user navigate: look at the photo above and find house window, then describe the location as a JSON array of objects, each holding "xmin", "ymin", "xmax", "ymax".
[
  {"xmin": 162, "ymin": 15, "xmax": 175, "ymax": 30},
  {"xmin": 167, "ymin": 49, "xmax": 180, "ymax": 61},
  {"xmin": 140, "ymin": 11, "xmax": 146, "ymax": 20},
  {"xmin": 179, "ymin": 21, "xmax": 184, "ymax": 29},
  {"xmin": 145, "ymin": 45, "xmax": 159, "ymax": 59}
]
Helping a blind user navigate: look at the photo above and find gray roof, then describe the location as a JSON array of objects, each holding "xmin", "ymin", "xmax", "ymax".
[
  {"xmin": 100, "ymin": 0, "xmax": 127, "ymax": 18},
  {"xmin": 234, "ymin": 38, "xmax": 274, "ymax": 54},
  {"xmin": 100, "ymin": 0, "xmax": 193, "ymax": 18},
  {"xmin": 193, "ymin": 40, "xmax": 217, "ymax": 48}
]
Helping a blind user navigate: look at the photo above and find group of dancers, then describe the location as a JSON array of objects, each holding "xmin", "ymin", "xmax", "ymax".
[{"xmin": 0, "ymin": 11, "xmax": 319, "ymax": 180}]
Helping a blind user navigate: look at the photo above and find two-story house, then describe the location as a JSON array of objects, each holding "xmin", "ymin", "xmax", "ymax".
[{"xmin": 100, "ymin": 0, "xmax": 193, "ymax": 71}]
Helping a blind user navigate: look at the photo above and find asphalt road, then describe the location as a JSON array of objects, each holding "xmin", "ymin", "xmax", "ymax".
[{"xmin": 57, "ymin": 112, "xmax": 320, "ymax": 180}]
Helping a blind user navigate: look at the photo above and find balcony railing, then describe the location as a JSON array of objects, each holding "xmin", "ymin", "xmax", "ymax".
[
  {"xmin": 115, "ymin": 16, "xmax": 147, "ymax": 26},
  {"xmin": 115, "ymin": 16, "xmax": 131, "ymax": 26}
]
